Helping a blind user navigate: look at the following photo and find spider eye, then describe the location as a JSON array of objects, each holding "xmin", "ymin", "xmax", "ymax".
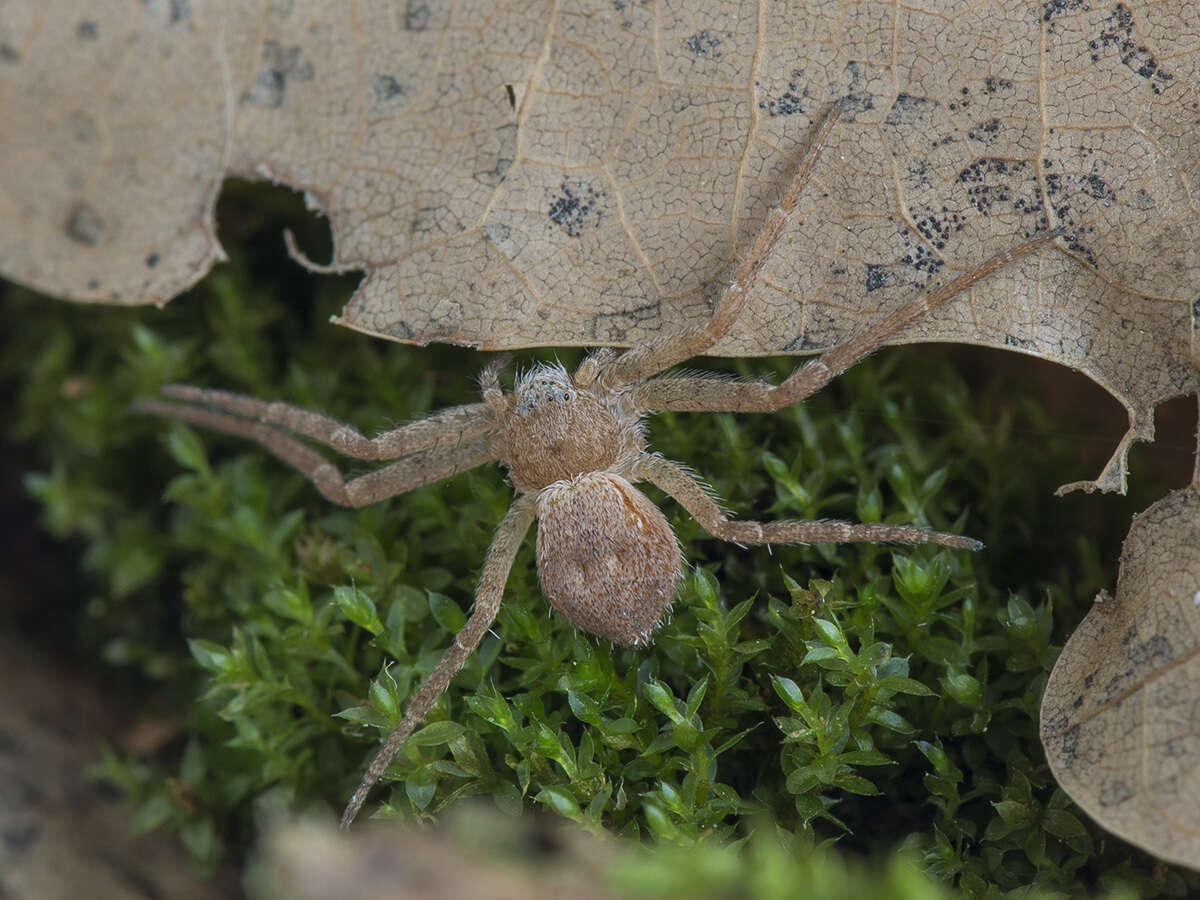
[{"xmin": 560, "ymin": 390, "xmax": 572, "ymax": 402}]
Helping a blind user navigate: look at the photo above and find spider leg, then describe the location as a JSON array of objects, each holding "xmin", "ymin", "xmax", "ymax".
[
  {"xmin": 340, "ymin": 497, "xmax": 536, "ymax": 829},
  {"xmin": 159, "ymin": 385, "xmax": 492, "ymax": 460},
  {"xmin": 136, "ymin": 398, "xmax": 497, "ymax": 506},
  {"xmin": 600, "ymin": 100, "xmax": 846, "ymax": 389},
  {"xmin": 572, "ymin": 348, "xmax": 618, "ymax": 387},
  {"xmin": 631, "ymin": 229, "xmax": 1063, "ymax": 414},
  {"xmin": 478, "ymin": 352, "xmax": 515, "ymax": 414},
  {"xmin": 633, "ymin": 452, "xmax": 981, "ymax": 551}
]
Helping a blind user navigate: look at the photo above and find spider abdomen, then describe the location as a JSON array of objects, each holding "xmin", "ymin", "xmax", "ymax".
[{"xmin": 535, "ymin": 472, "xmax": 681, "ymax": 647}]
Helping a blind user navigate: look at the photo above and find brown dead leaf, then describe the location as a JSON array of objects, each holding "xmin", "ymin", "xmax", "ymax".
[
  {"xmin": 1040, "ymin": 430, "xmax": 1200, "ymax": 871},
  {"xmin": 2, "ymin": 1, "xmax": 1199, "ymax": 491}
]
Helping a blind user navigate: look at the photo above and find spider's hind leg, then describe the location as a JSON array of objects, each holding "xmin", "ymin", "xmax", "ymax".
[{"xmin": 634, "ymin": 452, "xmax": 981, "ymax": 552}]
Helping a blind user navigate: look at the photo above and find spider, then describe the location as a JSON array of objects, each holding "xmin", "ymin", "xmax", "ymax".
[{"xmin": 137, "ymin": 101, "xmax": 1060, "ymax": 829}]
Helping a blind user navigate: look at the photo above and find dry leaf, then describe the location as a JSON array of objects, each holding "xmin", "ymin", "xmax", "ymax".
[
  {"xmin": 1040, "ymin": 434, "xmax": 1200, "ymax": 871},
  {"xmin": 1, "ymin": 1, "xmax": 1198, "ymax": 490}
]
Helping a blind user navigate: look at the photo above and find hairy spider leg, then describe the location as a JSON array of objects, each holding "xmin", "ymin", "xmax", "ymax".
[
  {"xmin": 633, "ymin": 452, "xmax": 981, "ymax": 551},
  {"xmin": 158, "ymin": 385, "xmax": 492, "ymax": 460},
  {"xmin": 340, "ymin": 498, "xmax": 535, "ymax": 829},
  {"xmin": 629, "ymin": 229, "xmax": 1064, "ymax": 415},
  {"xmin": 134, "ymin": 397, "xmax": 497, "ymax": 506},
  {"xmin": 600, "ymin": 99, "xmax": 847, "ymax": 388}
]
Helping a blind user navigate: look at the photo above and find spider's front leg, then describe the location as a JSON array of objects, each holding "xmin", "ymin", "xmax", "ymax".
[
  {"xmin": 599, "ymin": 99, "xmax": 847, "ymax": 389},
  {"xmin": 154, "ymin": 385, "xmax": 492, "ymax": 459},
  {"xmin": 633, "ymin": 453, "xmax": 981, "ymax": 552},
  {"xmin": 340, "ymin": 497, "xmax": 536, "ymax": 829},
  {"xmin": 630, "ymin": 229, "xmax": 1064, "ymax": 415},
  {"xmin": 136, "ymin": 393, "xmax": 499, "ymax": 506}
]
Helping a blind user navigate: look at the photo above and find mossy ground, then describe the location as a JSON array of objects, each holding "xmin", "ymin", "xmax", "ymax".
[{"xmin": 1, "ymin": 181, "xmax": 1195, "ymax": 898}]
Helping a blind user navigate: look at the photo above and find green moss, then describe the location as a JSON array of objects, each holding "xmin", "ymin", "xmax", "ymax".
[{"xmin": 0, "ymin": 180, "xmax": 1193, "ymax": 897}]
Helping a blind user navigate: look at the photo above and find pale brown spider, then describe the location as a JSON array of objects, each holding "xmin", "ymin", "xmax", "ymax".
[{"xmin": 138, "ymin": 102, "xmax": 1060, "ymax": 828}]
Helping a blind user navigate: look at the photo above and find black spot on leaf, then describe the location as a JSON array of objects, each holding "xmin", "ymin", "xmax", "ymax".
[
  {"xmin": 837, "ymin": 92, "xmax": 875, "ymax": 122},
  {"xmin": 65, "ymin": 202, "xmax": 104, "ymax": 246},
  {"xmin": 1124, "ymin": 632, "xmax": 1172, "ymax": 666},
  {"xmin": 903, "ymin": 243, "xmax": 945, "ymax": 276},
  {"xmin": 475, "ymin": 123, "xmax": 517, "ymax": 186},
  {"xmin": 782, "ymin": 332, "xmax": 826, "ymax": 352},
  {"xmin": 911, "ymin": 207, "xmax": 965, "ymax": 249},
  {"xmin": 1066, "ymin": 236, "xmax": 1099, "ymax": 269},
  {"xmin": 411, "ymin": 206, "xmax": 455, "ymax": 236},
  {"xmin": 906, "ymin": 159, "xmax": 933, "ymax": 190},
  {"xmin": 967, "ymin": 118, "xmax": 1001, "ymax": 145},
  {"xmin": 373, "ymin": 74, "xmax": 405, "ymax": 105},
  {"xmin": 243, "ymin": 42, "xmax": 314, "ymax": 108},
  {"xmin": 865, "ymin": 264, "xmax": 888, "ymax": 292},
  {"xmin": 884, "ymin": 93, "xmax": 937, "ymax": 126},
  {"xmin": 1042, "ymin": 0, "xmax": 1089, "ymax": 22},
  {"xmin": 1091, "ymin": 4, "xmax": 1174, "ymax": 93},
  {"xmin": 405, "ymin": 1, "xmax": 432, "ymax": 30},
  {"xmin": 1098, "ymin": 778, "xmax": 1132, "ymax": 806},
  {"xmin": 1080, "ymin": 173, "xmax": 1116, "ymax": 206},
  {"xmin": 593, "ymin": 301, "xmax": 660, "ymax": 342},
  {"xmin": 483, "ymin": 223, "xmax": 512, "ymax": 245},
  {"xmin": 548, "ymin": 181, "xmax": 603, "ymax": 237},
  {"xmin": 957, "ymin": 158, "xmax": 1036, "ymax": 217},
  {"xmin": 1059, "ymin": 723, "xmax": 1080, "ymax": 766},
  {"xmin": 684, "ymin": 30, "xmax": 722, "ymax": 57},
  {"xmin": 758, "ymin": 70, "xmax": 806, "ymax": 118}
]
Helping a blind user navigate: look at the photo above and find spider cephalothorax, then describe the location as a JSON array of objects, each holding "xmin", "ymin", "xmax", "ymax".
[
  {"xmin": 138, "ymin": 100, "xmax": 1062, "ymax": 828},
  {"xmin": 498, "ymin": 362, "xmax": 638, "ymax": 491}
]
